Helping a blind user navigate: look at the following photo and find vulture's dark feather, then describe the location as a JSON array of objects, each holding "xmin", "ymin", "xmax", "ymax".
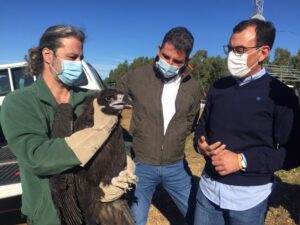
[
  {"xmin": 49, "ymin": 89, "xmax": 135, "ymax": 225},
  {"xmin": 50, "ymin": 104, "xmax": 82, "ymax": 225}
]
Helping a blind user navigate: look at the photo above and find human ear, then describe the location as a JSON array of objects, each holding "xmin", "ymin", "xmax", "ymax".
[
  {"xmin": 157, "ymin": 45, "xmax": 162, "ymax": 55},
  {"xmin": 42, "ymin": 48, "xmax": 53, "ymax": 64},
  {"xmin": 258, "ymin": 46, "xmax": 270, "ymax": 62}
]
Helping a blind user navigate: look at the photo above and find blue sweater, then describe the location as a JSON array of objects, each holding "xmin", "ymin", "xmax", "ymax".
[{"xmin": 194, "ymin": 73, "xmax": 298, "ymax": 186}]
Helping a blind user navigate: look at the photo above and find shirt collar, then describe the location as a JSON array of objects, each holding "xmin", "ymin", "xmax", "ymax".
[
  {"xmin": 164, "ymin": 74, "xmax": 182, "ymax": 85},
  {"xmin": 237, "ymin": 68, "xmax": 266, "ymax": 86},
  {"xmin": 34, "ymin": 75, "xmax": 88, "ymax": 108}
]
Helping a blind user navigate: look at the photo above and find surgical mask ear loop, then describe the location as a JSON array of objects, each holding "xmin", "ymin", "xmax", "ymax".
[
  {"xmin": 48, "ymin": 51, "xmax": 61, "ymax": 75},
  {"xmin": 247, "ymin": 47, "xmax": 262, "ymax": 70},
  {"xmin": 49, "ymin": 63, "xmax": 59, "ymax": 75}
]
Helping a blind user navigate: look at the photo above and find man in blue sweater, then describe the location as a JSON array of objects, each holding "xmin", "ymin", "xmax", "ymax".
[{"xmin": 193, "ymin": 18, "xmax": 299, "ymax": 225}]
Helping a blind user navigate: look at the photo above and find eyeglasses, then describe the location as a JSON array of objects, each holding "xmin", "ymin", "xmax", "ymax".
[
  {"xmin": 223, "ymin": 45, "xmax": 261, "ymax": 56},
  {"xmin": 161, "ymin": 52, "xmax": 185, "ymax": 65}
]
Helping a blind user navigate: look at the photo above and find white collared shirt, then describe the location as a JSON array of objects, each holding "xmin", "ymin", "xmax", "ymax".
[{"xmin": 161, "ymin": 75, "xmax": 181, "ymax": 134}]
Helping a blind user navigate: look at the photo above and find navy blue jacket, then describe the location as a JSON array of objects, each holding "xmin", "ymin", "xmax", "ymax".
[{"xmin": 194, "ymin": 73, "xmax": 299, "ymax": 186}]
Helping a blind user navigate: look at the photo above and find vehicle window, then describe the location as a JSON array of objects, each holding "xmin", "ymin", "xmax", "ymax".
[
  {"xmin": 11, "ymin": 67, "xmax": 34, "ymax": 90},
  {"xmin": 87, "ymin": 63, "xmax": 106, "ymax": 90},
  {"xmin": 0, "ymin": 69, "xmax": 11, "ymax": 96}
]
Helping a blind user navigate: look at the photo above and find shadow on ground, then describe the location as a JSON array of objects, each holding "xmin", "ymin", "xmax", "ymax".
[
  {"xmin": 268, "ymin": 176, "xmax": 300, "ymax": 224},
  {"xmin": 150, "ymin": 175, "xmax": 200, "ymax": 225},
  {"xmin": 0, "ymin": 210, "xmax": 26, "ymax": 225}
]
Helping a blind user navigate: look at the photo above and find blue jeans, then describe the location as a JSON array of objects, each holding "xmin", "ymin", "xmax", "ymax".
[
  {"xmin": 194, "ymin": 187, "xmax": 268, "ymax": 225},
  {"xmin": 131, "ymin": 160, "xmax": 196, "ymax": 225}
]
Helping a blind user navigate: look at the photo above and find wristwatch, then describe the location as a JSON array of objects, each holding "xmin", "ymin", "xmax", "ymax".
[{"xmin": 240, "ymin": 154, "xmax": 247, "ymax": 171}]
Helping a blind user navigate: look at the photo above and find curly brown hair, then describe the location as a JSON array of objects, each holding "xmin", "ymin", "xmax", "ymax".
[{"xmin": 25, "ymin": 25, "xmax": 86, "ymax": 76}]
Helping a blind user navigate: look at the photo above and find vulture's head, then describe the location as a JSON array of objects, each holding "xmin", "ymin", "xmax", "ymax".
[{"xmin": 97, "ymin": 89, "xmax": 132, "ymax": 115}]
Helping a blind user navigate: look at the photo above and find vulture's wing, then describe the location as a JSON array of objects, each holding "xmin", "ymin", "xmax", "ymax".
[{"xmin": 49, "ymin": 103, "xmax": 83, "ymax": 225}]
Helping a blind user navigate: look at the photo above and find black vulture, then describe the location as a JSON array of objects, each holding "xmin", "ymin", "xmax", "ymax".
[{"xmin": 49, "ymin": 89, "xmax": 135, "ymax": 225}]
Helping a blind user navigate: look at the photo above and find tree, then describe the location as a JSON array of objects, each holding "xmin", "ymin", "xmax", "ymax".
[
  {"xmin": 104, "ymin": 60, "xmax": 129, "ymax": 85},
  {"xmin": 273, "ymin": 48, "xmax": 291, "ymax": 65},
  {"xmin": 129, "ymin": 57, "xmax": 153, "ymax": 71},
  {"xmin": 189, "ymin": 50, "xmax": 227, "ymax": 99},
  {"xmin": 104, "ymin": 57, "xmax": 154, "ymax": 85},
  {"xmin": 290, "ymin": 49, "xmax": 300, "ymax": 70}
]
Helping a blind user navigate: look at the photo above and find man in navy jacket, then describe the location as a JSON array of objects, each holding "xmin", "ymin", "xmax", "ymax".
[{"xmin": 193, "ymin": 18, "xmax": 299, "ymax": 225}]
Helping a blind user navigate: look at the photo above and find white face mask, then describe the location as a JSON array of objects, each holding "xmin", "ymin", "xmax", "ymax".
[{"xmin": 227, "ymin": 49, "xmax": 259, "ymax": 78}]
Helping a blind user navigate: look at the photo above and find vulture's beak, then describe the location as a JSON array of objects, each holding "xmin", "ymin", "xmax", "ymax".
[{"xmin": 109, "ymin": 94, "xmax": 133, "ymax": 110}]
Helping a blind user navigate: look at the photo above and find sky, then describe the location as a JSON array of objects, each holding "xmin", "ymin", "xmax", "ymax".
[{"xmin": 1, "ymin": 0, "xmax": 300, "ymax": 78}]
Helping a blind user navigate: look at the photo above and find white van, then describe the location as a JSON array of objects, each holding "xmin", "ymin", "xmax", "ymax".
[{"xmin": 0, "ymin": 61, "xmax": 105, "ymax": 209}]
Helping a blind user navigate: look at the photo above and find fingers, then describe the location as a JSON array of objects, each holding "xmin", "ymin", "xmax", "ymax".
[
  {"xmin": 212, "ymin": 163, "xmax": 230, "ymax": 176},
  {"xmin": 198, "ymin": 136, "xmax": 225, "ymax": 157},
  {"xmin": 216, "ymin": 169, "xmax": 228, "ymax": 176},
  {"xmin": 110, "ymin": 170, "xmax": 138, "ymax": 189},
  {"xmin": 197, "ymin": 136, "xmax": 208, "ymax": 156},
  {"xmin": 118, "ymin": 171, "xmax": 138, "ymax": 183},
  {"xmin": 199, "ymin": 136, "xmax": 206, "ymax": 144},
  {"xmin": 215, "ymin": 167, "xmax": 230, "ymax": 176},
  {"xmin": 111, "ymin": 177, "xmax": 130, "ymax": 189},
  {"xmin": 211, "ymin": 150, "xmax": 240, "ymax": 176},
  {"xmin": 209, "ymin": 141, "xmax": 223, "ymax": 150},
  {"xmin": 198, "ymin": 136, "xmax": 208, "ymax": 149},
  {"xmin": 197, "ymin": 136, "xmax": 237, "ymax": 176},
  {"xmin": 210, "ymin": 144, "xmax": 226, "ymax": 156},
  {"xmin": 198, "ymin": 136, "xmax": 222, "ymax": 150},
  {"xmin": 99, "ymin": 182, "xmax": 124, "ymax": 202}
]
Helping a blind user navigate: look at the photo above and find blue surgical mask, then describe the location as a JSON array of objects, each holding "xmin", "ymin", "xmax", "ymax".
[
  {"xmin": 156, "ymin": 57, "xmax": 182, "ymax": 78},
  {"xmin": 51, "ymin": 59, "xmax": 83, "ymax": 86}
]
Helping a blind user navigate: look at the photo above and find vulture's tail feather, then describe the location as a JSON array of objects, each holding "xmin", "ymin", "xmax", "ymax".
[
  {"xmin": 84, "ymin": 198, "xmax": 135, "ymax": 225},
  {"xmin": 49, "ymin": 173, "xmax": 83, "ymax": 225}
]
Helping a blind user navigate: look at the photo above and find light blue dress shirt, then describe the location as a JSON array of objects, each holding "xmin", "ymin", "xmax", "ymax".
[{"xmin": 200, "ymin": 68, "xmax": 274, "ymax": 211}]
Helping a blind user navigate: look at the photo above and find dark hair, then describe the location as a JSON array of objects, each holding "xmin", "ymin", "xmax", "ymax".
[
  {"xmin": 25, "ymin": 25, "xmax": 86, "ymax": 76},
  {"xmin": 162, "ymin": 27, "xmax": 194, "ymax": 57},
  {"xmin": 233, "ymin": 18, "xmax": 276, "ymax": 49}
]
